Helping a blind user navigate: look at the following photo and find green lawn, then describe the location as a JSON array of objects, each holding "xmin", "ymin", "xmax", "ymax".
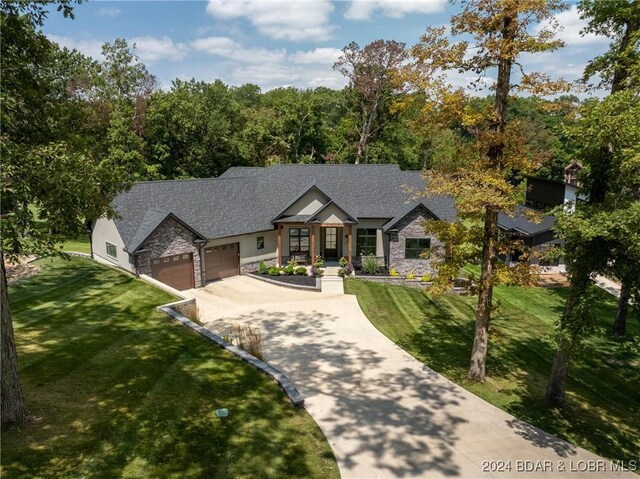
[
  {"xmin": 28, "ymin": 204, "xmax": 92, "ymax": 254},
  {"xmin": 345, "ymin": 279, "xmax": 640, "ymax": 461},
  {"xmin": 2, "ymin": 257, "xmax": 338, "ymax": 479},
  {"xmin": 60, "ymin": 236, "xmax": 91, "ymax": 254}
]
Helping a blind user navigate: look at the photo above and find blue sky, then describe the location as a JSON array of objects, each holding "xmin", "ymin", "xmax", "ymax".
[{"xmin": 43, "ymin": 0, "xmax": 610, "ymax": 92}]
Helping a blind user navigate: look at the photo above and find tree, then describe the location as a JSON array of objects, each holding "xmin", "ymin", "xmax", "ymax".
[
  {"xmin": 545, "ymin": 0, "xmax": 640, "ymax": 406},
  {"xmin": 334, "ymin": 40, "xmax": 407, "ymax": 164},
  {"xmin": 1, "ymin": 2, "xmax": 132, "ymax": 425},
  {"xmin": 145, "ymin": 79, "xmax": 248, "ymax": 177},
  {"xmin": 99, "ymin": 39, "xmax": 158, "ymax": 179},
  {"xmin": 406, "ymin": 0, "xmax": 568, "ymax": 381}
]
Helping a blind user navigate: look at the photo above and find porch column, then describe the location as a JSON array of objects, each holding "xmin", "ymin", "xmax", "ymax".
[
  {"xmin": 347, "ymin": 225, "xmax": 353, "ymax": 266},
  {"xmin": 277, "ymin": 225, "xmax": 282, "ymax": 267},
  {"xmin": 310, "ymin": 225, "xmax": 316, "ymax": 264}
]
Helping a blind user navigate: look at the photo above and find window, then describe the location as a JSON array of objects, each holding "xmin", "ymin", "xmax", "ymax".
[
  {"xmin": 289, "ymin": 228, "xmax": 310, "ymax": 252},
  {"xmin": 357, "ymin": 228, "xmax": 377, "ymax": 256},
  {"xmin": 405, "ymin": 238, "xmax": 431, "ymax": 259},
  {"xmin": 257, "ymin": 236, "xmax": 264, "ymax": 250},
  {"xmin": 106, "ymin": 242, "xmax": 117, "ymax": 258}
]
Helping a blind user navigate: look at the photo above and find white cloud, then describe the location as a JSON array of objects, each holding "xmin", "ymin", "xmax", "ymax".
[
  {"xmin": 231, "ymin": 63, "xmax": 346, "ymax": 90},
  {"xmin": 47, "ymin": 34, "xmax": 104, "ymax": 59},
  {"xmin": 191, "ymin": 36, "xmax": 286, "ymax": 64},
  {"xmin": 345, "ymin": 0, "xmax": 446, "ymax": 20},
  {"xmin": 536, "ymin": 5, "xmax": 608, "ymax": 46},
  {"xmin": 48, "ymin": 34, "xmax": 189, "ymax": 63},
  {"xmin": 96, "ymin": 6, "xmax": 121, "ymax": 18},
  {"xmin": 131, "ymin": 36, "xmax": 189, "ymax": 62},
  {"xmin": 290, "ymin": 47, "xmax": 342, "ymax": 65},
  {"xmin": 206, "ymin": 0, "xmax": 335, "ymax": 41}
]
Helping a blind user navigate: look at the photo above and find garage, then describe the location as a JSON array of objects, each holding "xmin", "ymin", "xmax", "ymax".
[
  {"xmin": 204, "ymin": 242, "xmax": 239, "ymax": 281},
  {"xmin": 151, "ymin": 253, "xmax": 194, "ymax": 290}
]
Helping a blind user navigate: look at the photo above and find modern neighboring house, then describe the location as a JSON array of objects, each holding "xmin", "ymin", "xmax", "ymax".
[
  {"xmin": 91, "ymin": 164, "xmax": 456, "ymax": 290},
  {"xmin": 498, "ymin": 164, "xmax": 585, "ymax": 267}
]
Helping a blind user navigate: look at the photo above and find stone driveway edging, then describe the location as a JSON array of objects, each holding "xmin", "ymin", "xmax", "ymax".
[
  {"xmin": 247, "ymin": 273, "xmax": 321, "ymax": 291},
  {"xmin": 157, "ymin": 299, "xmax": 305, "ymax": 407}
]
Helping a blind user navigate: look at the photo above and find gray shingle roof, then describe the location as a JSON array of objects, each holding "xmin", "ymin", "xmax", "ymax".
[
  {"xmin": 273, "ymin": 215, "xmax": 312, "ymax": 223},
  {"xmin": 382, "ymin": 201, "xmax": 451, "ymax": 232},
  {"xmin": 112, "ymin": 164, "xmax": 456, "ymax": 251},
  {"xmin": 498, "ymin": 205, "xmax": 556, "ymax": 236}
]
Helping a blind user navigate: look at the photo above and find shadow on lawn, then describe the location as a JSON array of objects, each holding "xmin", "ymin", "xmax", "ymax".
[
  {"xmin": 502, "ymin": 336, "xmax": 639, "ymax": 461},
  {"xmin": 212, "ymin": 307, "xmax": 470, "ymax": 478},
  {"xmin": 4, "ymin": 260, "xmax": 327, "ymax": 479},
  {"xmin": 400, "ymin": 286, "xmax": 638, "ymax": 462}
]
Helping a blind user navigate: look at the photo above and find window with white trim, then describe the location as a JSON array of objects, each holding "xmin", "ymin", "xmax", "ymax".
[{"xmin": 106, "ymin": 242, "xmax": 117, "ymax": 258}]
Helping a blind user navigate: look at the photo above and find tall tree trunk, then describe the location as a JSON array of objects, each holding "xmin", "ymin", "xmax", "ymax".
[
  {"xmin": 613, "ymin": 278, "xmax": 630, "ymax": 338},
  {"xmin": 545, "ymin": 341, "xmax": 570, "ymax": 406},
  {"xmin": 469, "ymin": 207, "xmax": 498, "ymax": 381},
  {"xmin": 545, "ymin": 260, "xmax": 590, "ymax": 407},
  {"xmin": 467, "ymin": 13, "xmax": 513, "ymax": 381},
  {"xmin": 355, "ymin": 137, "xmax": 363, "ymax": 165},
  {"xmin": 545, "ymin": 17, "xmax": 638, "ymax": 407},
  {"xmin": 1, "ymin": 251, "xmax": 29, "ymax": 425}
]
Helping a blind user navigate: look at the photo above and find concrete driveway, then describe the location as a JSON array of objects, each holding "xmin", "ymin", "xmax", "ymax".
[{"xmin": 186, "ymin": 276, "xmax": 632, "ymax": 479}]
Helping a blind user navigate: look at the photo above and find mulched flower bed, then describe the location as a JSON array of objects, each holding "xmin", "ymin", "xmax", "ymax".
[
  {"xmin": 252, "ymin": 273, "xmax": 317, "ymax": 287},
  {"xmin": 354, "ymin": 268, "xmax": 390, "ymax": 277}
]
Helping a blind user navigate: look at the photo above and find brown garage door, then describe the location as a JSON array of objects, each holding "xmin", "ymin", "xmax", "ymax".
[
  {"xmin": 151, "ymin": 253, "xmax": 194, "ymax": 290},
  {"xmin": 204, "ymin": 243, "xmax": 239, "ymax": 281}
]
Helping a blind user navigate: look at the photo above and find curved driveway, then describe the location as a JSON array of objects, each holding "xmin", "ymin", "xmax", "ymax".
[{"xmin": 186, "ymin": 277, "xmax": 633, "ymax": 479}]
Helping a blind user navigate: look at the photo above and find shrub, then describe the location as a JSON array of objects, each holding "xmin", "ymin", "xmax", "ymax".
[
  {"xmin": 286, "ymin": 258, "xmax": 297, "ymax": 269},
  {"xmin": 231, "ymin": 323, "xmax": 264, "ymax": 360},
  {"xmin": 257, "ymin": 260, "xmax": 269, "ymax": 274},
  {"xmin": 421, "ymin": 274, "xmax": 432, "ymax": 282},
  {"xmin": 338, "ymin": 264, "xmax": 353, "ymax": 278},
  {"xmin": 406, "ymin": 272, "xmax": 415, "ymax": 280},
  {"xmin": 295, "ymin": 266, "xmax": 307, "ymax": 275},
  {"xmin": 389, "ymin": 268, "xmax": 399, "ymax": 276},
  {"xmin": 313, "ymin": 255, "xmax": 324, "ymax": 268},
  {"xmin": 268, "ymin": 266, "xmax": 280, "ymax": 276},
  {"xmin": 361, "ymin": 255, "xmax": 380, "ymax": 275},
  {"xmin": 310, "ymin": 266, "xmax": 324, "ymax": 277},
  {"xmin": 338, "ymin": 256, "xmax": 348, "ymax": 268},
  {"xmin": 283, "ymin": 265, "xmax": 295, "ymax": 275}
]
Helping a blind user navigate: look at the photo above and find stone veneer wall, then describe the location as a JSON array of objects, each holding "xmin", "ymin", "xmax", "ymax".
[
  {"xmin": 137, "ymin": 217, "xmax": 203, "ymax": 288},
  {"xmin": 240, "ymin": 258, "xmax": 278, "ymax": 275},
  {"xmin": 388, "ymin": 208, "xmax": 442, "ymax": 275}
]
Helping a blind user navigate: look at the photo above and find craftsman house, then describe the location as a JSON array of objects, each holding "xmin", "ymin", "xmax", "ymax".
[{"xmin": 92, "ymin": 164, "xmax": 456, "ymax": 290}]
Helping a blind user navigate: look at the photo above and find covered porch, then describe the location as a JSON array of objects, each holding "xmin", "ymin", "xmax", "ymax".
[{"xmin": 276, "ymin": 223, "xmax": 353, "ymax": 267}]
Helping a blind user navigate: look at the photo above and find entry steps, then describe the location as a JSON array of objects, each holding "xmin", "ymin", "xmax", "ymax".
[{"xmin": 320, "ymin": 267, "xmax": 344, "ymax": 294}]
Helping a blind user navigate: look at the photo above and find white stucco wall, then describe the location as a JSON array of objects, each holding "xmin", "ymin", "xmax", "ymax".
[
  {"xmin": 563, "ymin": 184, "xmax": 581, "ymax": 212},
  {"xmin": 91, "ymin": 217, "xmax": 134, "ymax": 272},
  {"xmin": 205, "ymin": 230, "xmax": 278, "ymax": 266},
  {"xmin": 314, "ymin": 203, "xmax": 348, "ymax": 224},
  {"xmin": 284, "ymin": 188, "xmax": 329, "ymax": 215}
]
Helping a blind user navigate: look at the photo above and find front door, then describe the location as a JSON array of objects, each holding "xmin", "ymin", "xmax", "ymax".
[{"xmin": 324, "ymin": 227, "xmax": 338, "ymax": 259}]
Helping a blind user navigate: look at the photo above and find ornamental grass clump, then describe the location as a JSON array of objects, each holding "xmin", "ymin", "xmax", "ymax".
[
  {"xmin": 231, "ymin": 323, "xmax": 265, "ymax": 361},
  {"xmin": 361, "ymin": 255, "xmax": 380, "ymax": 275}
]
